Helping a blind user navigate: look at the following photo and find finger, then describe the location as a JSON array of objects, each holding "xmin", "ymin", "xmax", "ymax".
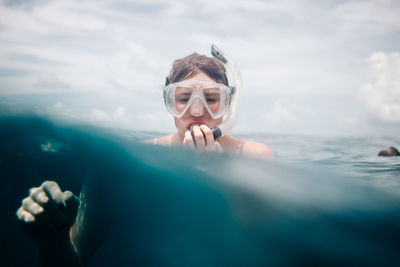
[
  {"xmin": 214, "ymin": 142, "xmax": 223, "ymax": 152},
  {"xmin": 192, "ymin": 125, "xmax": 206, "ymax": 149},
  {"xmin": 63, "ymin": 191, "xmax": 80, "ymax": 226},
  {"xmin": 16, "ymin": 207, "xmax": 49, "ymax": 240},
  {"xmin": 190, "ymin": 130, "xmax": 198, "ymax": 148},
  {"xmin": 184, "ymin": 131, "xmax": 195, "ymax": 148},
  {"xmin": 200, "ymin": 125, "xmax": 214, "ymax": 149},
  {"xmin": 39, "ymin": 181, "xmax": 69, "ymax": 230},
  {"xmin": 29, "ymin": 193, "xmax": 65, "ymax": 231},
  {"xmin": 31, "ymin": 189, "xmax": 49, "ymax": 206},
  {"xmin": 16, "ymin": 207, "xmax": 35, "ymax": 223},
  {"xmin": 24, "ymin": 188, "xmax": 55, "ymax": 230},
  {"xmin": 29, "ymin": 187, "xmax": 39, "ymax": 195},
  {"xmin": 22, "ymin": 197, "xmax": 44, "ymax": 216},
  {"xmin": 63, "ymin": 190, "xmax": 79, "ymax": 204},
  {"xmin": 42, "ymin": 181, "xmax": 65, "ymax": 206}
]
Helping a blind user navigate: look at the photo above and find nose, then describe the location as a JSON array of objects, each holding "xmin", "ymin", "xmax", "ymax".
[{"xmin": 190, "ymin": 97, "xmax": 205, "ymax": 117}]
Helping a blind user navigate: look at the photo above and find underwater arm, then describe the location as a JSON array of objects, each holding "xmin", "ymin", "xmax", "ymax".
[{"xmin": 16, "ymin": 181, "xmax": 81, "ymax": 266}]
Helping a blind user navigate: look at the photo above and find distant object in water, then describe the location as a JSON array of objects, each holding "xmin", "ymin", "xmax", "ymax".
[{"xmin": 378, "ymin": 146, "xmax": 400, "ymax": 157}]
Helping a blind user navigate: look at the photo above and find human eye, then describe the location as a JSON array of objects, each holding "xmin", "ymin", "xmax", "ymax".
[
  {"xmin": 176, "ymin": 94, "xmax": 190, "ymax": 103},
  {"xmin": 205, "ymin": 94, "xmax": 220, "ymax": 104}
]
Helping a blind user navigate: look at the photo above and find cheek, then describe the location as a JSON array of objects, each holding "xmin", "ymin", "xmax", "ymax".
[
  {"xmin": 173, "ymin": 117, "xmax": 186, "ymax": 131},
  {"xmin": 210, "ymin": 117, "xmax": 223, "ymax": 127},
  {"xmin": 176, "ymin": 102, "xmax": 186, "ymax": 113}
]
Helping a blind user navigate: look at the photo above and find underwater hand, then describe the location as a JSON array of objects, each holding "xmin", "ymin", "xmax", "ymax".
[
  {"xmin": 16, "ymin": 181, "xmax": 79, "ymax": 246},
  {"xmin": 183, "ymin": 125, "xmax": 223, "ymax": 152}
]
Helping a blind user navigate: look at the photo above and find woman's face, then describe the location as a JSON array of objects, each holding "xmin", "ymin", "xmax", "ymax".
[{"xmin": 173, "ymin": 71, "xmax": 223, "ymax": 137}]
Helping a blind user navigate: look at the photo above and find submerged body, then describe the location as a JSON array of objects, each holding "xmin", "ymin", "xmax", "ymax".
[{"xmin": 3, "ymin": 116, "xmax": 400, "ymax": 266}]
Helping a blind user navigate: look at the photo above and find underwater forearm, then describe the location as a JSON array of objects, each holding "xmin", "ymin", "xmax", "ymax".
[
  {"xmin": 38, "ymin": 231, "xmax": 81, "ymax": 267},
  {"xmin": 16, "ymin": 180, "xmax": 83, "ymax": 266}
]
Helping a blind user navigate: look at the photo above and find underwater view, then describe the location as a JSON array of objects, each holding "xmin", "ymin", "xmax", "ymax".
[{"xmin": 3, "ymin": 116, "xmax": 399, "ymax": 266}]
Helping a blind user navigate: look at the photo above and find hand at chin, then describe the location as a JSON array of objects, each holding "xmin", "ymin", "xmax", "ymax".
[{"xmin": 183, "ymin": 125, "xmax": 223, "ymax": 152}]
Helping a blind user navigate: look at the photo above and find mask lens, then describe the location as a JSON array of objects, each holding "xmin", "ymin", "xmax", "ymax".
[
  {"xmin": 203, "ymin": 87, "xmax": 221, "ymax": 114},
  {"xmin": 202, "ymin": 86, "xmax": 230, "ymax": 118},
  {"xmin": 174, "ymin": 86, "xmax": 193, "ymax": 113},
  {"xmin": 164, "ymin": 82, "xmax": 231, "ymax": 118}
]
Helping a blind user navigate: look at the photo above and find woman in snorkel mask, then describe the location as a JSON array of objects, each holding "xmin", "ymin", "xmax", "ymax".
[
  {"xmin": 152, "ymin": 49, "xmax": 274, "ymax": 160},
  {"xmin": 15, "ymin": 48, "xmax": 274, "ymax": 267}
]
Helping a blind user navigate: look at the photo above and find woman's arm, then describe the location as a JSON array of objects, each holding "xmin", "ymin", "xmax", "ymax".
[{"xmin": 16, "ymin": 181, "xmax": 81, "ymax": 266}]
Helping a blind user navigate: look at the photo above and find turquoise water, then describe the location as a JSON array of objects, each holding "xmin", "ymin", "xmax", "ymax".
[
  {"xmin": 2, "ymin": 117, "xmax": 400, "ymax": 266},
  {"xmin": 118, "ymin": 130, "xmax": 400, "ymax": 193}
]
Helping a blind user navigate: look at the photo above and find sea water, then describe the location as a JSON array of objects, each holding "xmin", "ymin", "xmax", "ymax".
[
  {"xmin": 249, "ymin": 134, "xmax": 400, "ymax": 190},
  {"xmin": 120, "ymin": 130, "xmax": 400, "ymax": 193},
  {"xmin": 2, "ymin": 117, "xmax": 400, "ymax": 266}
]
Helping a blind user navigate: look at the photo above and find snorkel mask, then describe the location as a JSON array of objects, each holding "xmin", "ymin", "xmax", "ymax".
[
  {"xmin": 163, "ymin": 44, "xmax": 242, "ymax": 139},
  {"xmin": 163, "ymin": 80, "xmax": 232, "ymax": 119},
  {"xmin": 210, "ymin": 44, "xmax": 242, "ymax": 139}
]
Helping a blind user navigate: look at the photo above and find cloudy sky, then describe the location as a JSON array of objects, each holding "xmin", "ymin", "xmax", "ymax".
[{"xmin": 1, "ymin": 0, "xmax": 399, "ymax": 136}]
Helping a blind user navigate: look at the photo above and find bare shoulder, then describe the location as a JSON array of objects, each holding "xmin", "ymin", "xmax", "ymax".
[
  {"xmin": 242, "ymin": 141, "xmax": 274, "ymax": 160},
  {"xmin": 142, "ymin": 139, "xmax": 155, "ymax": 144},
  {"xmin": 142, "ymin": 135, "xmax": 174, "ymax": 146}
]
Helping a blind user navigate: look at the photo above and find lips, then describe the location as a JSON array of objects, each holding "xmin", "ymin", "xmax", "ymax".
[{"xmin": 187, "ymin": 121, "xmax": 206, "ymax": 130}]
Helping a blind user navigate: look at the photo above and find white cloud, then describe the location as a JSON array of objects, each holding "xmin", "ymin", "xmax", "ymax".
[
  {"xmin": 360, "ymin": 51, "xmax": 400, "ymax": 123},
  {"xmin": 113, "ymin": 106, "xmax": 125, "ymax": 118},
  {"xmin": 263, "ymin": 98, "xmax": 302, "ymax": 124},
  {"xmin": 1, "ymin": 0, "xmax": 399, "ymax": 135},
  {"xmin": 335, "ymin": 0, "xmax": 400, "ymax": 31},
  {"xmin": 34, "ymin": 73, "xmax": 71, "ymax": 90},
  {"xmin": 261, "ymin": 98, "xmax": 317, "ymax": 135},
  {"xmin": 70, "ymin": 105, "xmax": 172, "ymax": 132},
  {"xmin": 86, "ymin": 106, "xmax": 132, "ymax": 126},
  {"xmin": 89, "ymin": 109, "xmax": 110, "ymax": 122},
  {"xmin": 135, "ymin": 111, "xmax": 175, "ymax": 131},
  {"xmin": 46, "ymin": 102, "xmax": 70, "ymax": 115}
]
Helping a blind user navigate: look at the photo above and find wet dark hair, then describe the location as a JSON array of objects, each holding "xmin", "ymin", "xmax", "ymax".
[
  {"xmin": 378, "ymin": 146, "xmax": 400, "ymax": 157},
  {"xmin": 165, "ymin": 53, "xmax": 228, "ymax": 86}
]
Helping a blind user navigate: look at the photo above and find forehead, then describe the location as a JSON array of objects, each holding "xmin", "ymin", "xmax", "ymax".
[{"xmin": 182, "ymin": 71, "xmax": 216, "ymax": 84}]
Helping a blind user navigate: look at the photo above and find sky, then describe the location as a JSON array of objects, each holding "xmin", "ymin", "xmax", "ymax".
[{"xmin": 0, "ymin": 0, "xmax": 399, "ymax": 136}]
